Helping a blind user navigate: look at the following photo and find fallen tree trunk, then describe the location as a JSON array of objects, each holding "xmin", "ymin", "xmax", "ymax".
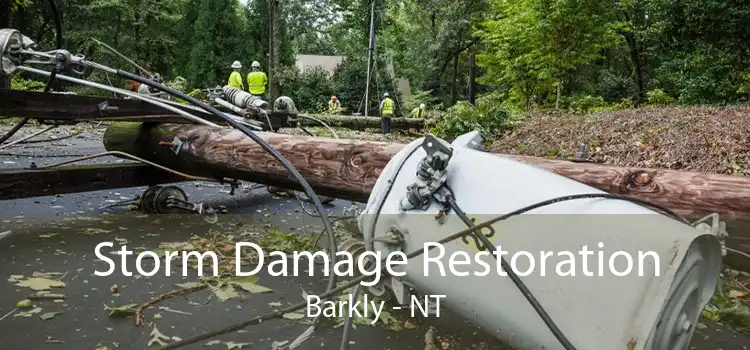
[
  {"xmin": 299, "ymin": 114, "xmax": 434, "ymax": 131},
  {"xmin": 104, "ymin": 122, "xmax": 750, "ymax": 225}
]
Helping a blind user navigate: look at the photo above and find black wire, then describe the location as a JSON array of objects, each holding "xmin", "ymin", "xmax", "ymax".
[
  {"xmin": 449, "ymin": 196, "xmax": 573, "ymax": 348},
  {"xmin": 163, "ymin": 192, "xmax": 686, "ymax": 350},
  {"xmin": 443, "ymin": 192, "xmax": 686, "ymax": 350},
  {"xmin": 0, "ymin": 0, "xmax": 62, "ymax": 146},
  {"xmin": 48, "ymin": 0, "xmax": 62, "ymax": 50},
  {"xmin": 339, "ymin": 145, "xmax": 422, "ymax": 350},
  {"xmin": 117, "ymin": 71, "xmax": 339, "ymax": 326},
  {"xmin": 339, "ymin": 191, "xmax": 688, "ymax": 350}
]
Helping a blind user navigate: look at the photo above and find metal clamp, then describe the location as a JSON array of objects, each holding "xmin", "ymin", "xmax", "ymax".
[
  {"xmin": 692, "ymin": 213, "xmax": 729, "ymax": 256},
  {"xmin": 169, "ymin": 137, "xmax": 183, "ymax": 155},
  {"xmin": 399, "ymin": 134, "xmax": 454, "ymax": 212},
  {"xmin": 98, "ymin": 101, "xmax": 119, "ymax": 115}
]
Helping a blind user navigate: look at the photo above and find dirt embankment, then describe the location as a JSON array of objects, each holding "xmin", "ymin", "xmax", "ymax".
[{"xmin": 490, "ymin": 106, "xmax": 750, "ymax": 175}]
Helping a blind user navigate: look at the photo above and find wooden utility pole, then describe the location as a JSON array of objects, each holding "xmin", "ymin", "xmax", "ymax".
[
  {"xmin": 268, "ymin": 0, "xmax": 281, "ymax": 101},
  {"xmin": 104, "ymin": 122, "xmax": 750, "ymax": 223},
  {"xmin": 364, "ymin": 0, "xmax": 376, "ymax": 117}
]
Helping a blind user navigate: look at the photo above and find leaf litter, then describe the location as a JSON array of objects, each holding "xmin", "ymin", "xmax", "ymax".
[
  {"xmin": 702, "ymin": 268, "xmax": 750, "ymax": 335},
  {"xmin": 102, "ymin": 227, "xmax": 282, "ymax": 325},
  {"xmin": 15, "ymin": 276, "xmax": 65, "ymax": 291},
  {"xmin": 40, "ymin": 311, "xmax": 63, "ymax": 320},
  {"xmin": 148, "ymin": 326, "xmax": 171, "ymax": 347},
  {"xmin": 94, "ymin": 222, "xmax": 415, "ymax": 344},
  {"xmin": 490, "ymin": 106, "xmax": 750, "ymax": 175},
  {"xmin": 489, "ymin": 108, "xmax": 750, "ymax": 336}
]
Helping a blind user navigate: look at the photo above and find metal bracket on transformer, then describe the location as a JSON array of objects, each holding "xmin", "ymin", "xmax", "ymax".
[
  {"xmin": 399, "ymin": 134, "xmax": 454, "ymax": 213},
  {"xmin": 692, "ymin": 213, "xmax": 730, "ymax": 256}
]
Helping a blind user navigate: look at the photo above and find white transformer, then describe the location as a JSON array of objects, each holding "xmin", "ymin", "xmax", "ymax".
[{"xmin": 358, "ymin": 131, "xmax": 723, "ymax": 350}]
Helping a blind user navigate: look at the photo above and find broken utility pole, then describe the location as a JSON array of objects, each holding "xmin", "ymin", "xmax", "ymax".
[{"xmin": 103, "ymin": 122, "xmax": 750, "ymax": 224}]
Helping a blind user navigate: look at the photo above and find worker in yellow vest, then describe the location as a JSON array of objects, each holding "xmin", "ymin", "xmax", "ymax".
[
  {"xmin": 227, "ymin": 61, "xmax": 244, "ymax": 90},
  {"xmin": 246, "ymin": 61, "xmax": 268, "ymax": 99},
  {"xmin": 328, "ymin": 96, "xmax": 341, "ymax": 113},
  {"xmin": 379, "ymin": 92, "xmax": 394, "ymax": 133},
  {"xmin": 410, "ymin": 103, "xmax": 426, "ymax": 118}
]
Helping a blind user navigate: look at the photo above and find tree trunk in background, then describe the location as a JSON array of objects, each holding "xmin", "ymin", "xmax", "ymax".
[
  {"xmin": 622, "ymin": 12, "xmax": 645, "ymax": 107},
  {"xmin": 450, "ymin": 53, "xmax": 458, "ymax": 105},
  {"xmin": 269, "ymin": 0, "xmax": 281, "ymax": 102},
  {"xmin": 0, "ymin": 0, "xmax": 11, "ymax": 90},
  {"xmin": 298, "ymin": 114, "xmax": 434, "ymax": 131},
  {"xmin": 468, "ymin": 49, "xmax": 476, "ymax": 104}
]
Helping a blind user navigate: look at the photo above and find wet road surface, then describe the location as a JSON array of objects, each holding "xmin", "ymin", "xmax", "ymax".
[{"xmin": 0, "ymin": 125, "xmax": 748, "ymax": 350}]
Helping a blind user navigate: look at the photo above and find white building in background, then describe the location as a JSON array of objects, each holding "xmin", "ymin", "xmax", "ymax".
[
  {"xmin": 293, "ymin": 54, "xmax": 412, "ymax": 101},
  {"xmin": 295, "ymin": 55, "xmax": 345, "ymax": 76}
]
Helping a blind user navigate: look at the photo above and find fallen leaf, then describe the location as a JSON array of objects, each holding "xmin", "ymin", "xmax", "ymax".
[
  {"xmin": 44, "ymin": 336, "xmax": 63, "ymax": 344},
  {"xmin": 282, "ymin": 312, "xmax": 305, "ymax": 320},
  {"xmin": 16, "ymin": 299, "xmax": 32, "ymax": 308},
  {"xmin": 81, "ymin": 228, "xmax": 113, "ymax": 236},
  {"xmin": 205, "ymin": 340, "xmax": 221, "ymax": 346},
  {"xmin": 14, "ymin": 307, "xmax": 42, "ymax": 317},
  {"xmin": 94, "ymin": 346, "xmax": 108, "ymax": 350},
  {"xmin": 7, "ymin": 274, "xmax": 24, "ymax": 282},
  {"xmin": 39, "ymin": 233, "xmax": 59, "ymax": 238},
  {"xmin": 159, "ymin": 241, "xmax": 195, "ymax": 250},
  {"xmin": 176, "ymin": 282, "xmax": 204, "ymax": 289},
  {"xmin": 225, "ymin": 341, "xmax": 250, "ymax": 349},
  {"xmin": 268, "ymin": 302, "xmax": 282, "ymax": 307},
  {"xmin": 40, "ymin": 311, "xmax": 63, "ymax": 320},
  {"xmin": 212, "ymin": 283, "xmax": 239, "ymax": 302},
  {"xmin": 148, "ymin": 326, "xmax": 171, "ymax": 347},
  {"xmin": 696, "ymin": 322, "xmax": 707, "ymax": 329},
  {"xmin": 32, "ymin": 271, "xmax": 64, "ymax": 279},
  {"xmin": 15, "ymin": 277, "xmax": 65, "ymax": 291},
  {"xmin": 104, "ymin": 303, "xmax": 138, "ymax": 316},
  {"xmin": 230, "ymin": 276, "xmax": 273, "ymax": 294},
  {"xmin": 729, "ymin": 289, "xmax": 748, "ymax": 298},
  {"xmin": 151, "ymin": 248, "xmax": 167, "ymax": 258}
]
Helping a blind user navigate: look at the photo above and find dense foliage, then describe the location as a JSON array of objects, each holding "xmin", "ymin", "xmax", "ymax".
[{"xmin": 3, "ymin": 0, "xmax": 750, "ymax": 136}]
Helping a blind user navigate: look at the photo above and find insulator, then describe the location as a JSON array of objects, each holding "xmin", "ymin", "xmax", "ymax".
[{"xmin": 222, "ymin": 85, "xmax": 268, "ymax": 110}]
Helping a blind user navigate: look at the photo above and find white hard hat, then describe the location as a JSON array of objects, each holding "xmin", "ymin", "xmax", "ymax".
[
  {"xmin": 420, "ymin": 103, "xmax": 425, "ymax": 109},
  {"xmin": 231, "ymin": 61, "xmax": 242, "ymax": 69},
  {"xmin": 251, "ymin": 61, "xmax": 260, "ymax": 68},
  {"xmin": 383, "ymin": 92, "xmax": 389, "ymax": 97}
]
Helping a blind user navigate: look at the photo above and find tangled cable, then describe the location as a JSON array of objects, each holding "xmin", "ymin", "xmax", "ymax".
[{"xmin": 159, "ymin": 192, "xmax": 687, "ymax": 350}]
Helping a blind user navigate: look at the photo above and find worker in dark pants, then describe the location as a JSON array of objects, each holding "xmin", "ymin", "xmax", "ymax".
[{"xmin": 379, "ymin": 92, "xmax": 394, "ymax": 133}]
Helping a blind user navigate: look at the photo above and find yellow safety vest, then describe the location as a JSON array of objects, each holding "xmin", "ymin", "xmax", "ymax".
[
  {"xmin": 246, "ymin": 71, "xmax": 268, "ymax": 95},
  {"xmin": 381, "ymin": 98, "xmax": 394, "ymax": 116},
  {"xmin": 228, "ymin": 71, "xmax": 243, "ymax": 90},
  {"xmin": 411, "ymin": 107, "xmax": 424, "ymax": 118}
]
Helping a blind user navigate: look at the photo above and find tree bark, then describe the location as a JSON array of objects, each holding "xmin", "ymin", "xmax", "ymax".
[
  {"xmin": 621, "ymin": 12, "xmax": 645, "ymax": 106},
  {"xmin": 468, "ymin": 49, "xmax": 476, "ymax": 105},
  {"xmin": 103, "ymin": 122, "xmax": 750, "ymax": 224},
  {"xmin": 450, "ymin": 52, "xmax": 459, "ymax": 105}
]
